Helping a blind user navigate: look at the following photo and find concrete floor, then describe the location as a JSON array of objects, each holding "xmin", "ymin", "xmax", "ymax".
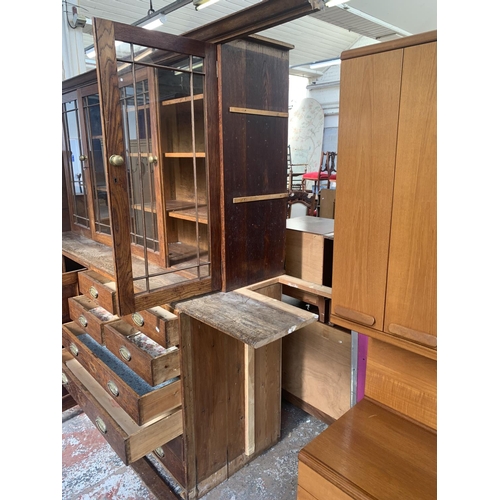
[{"xmin": 62, "ymin": 399, "xmax": 328, "ymax": 499}]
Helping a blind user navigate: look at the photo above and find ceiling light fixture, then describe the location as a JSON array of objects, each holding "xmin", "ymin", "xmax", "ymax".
[
  {"xmin": 325, "ymin": 0, "xmax": 350, "ymax": 7},
  {"xmin": 139, "ymin": 0, "xmax": 168, "ymax": 30},
  {"xmin": 193, "ymin": 0, "xmax": 221, "ymax": 11},
  {"xmin": 309, "ymin": 58, "xmax": 341, "ymax": 69}
]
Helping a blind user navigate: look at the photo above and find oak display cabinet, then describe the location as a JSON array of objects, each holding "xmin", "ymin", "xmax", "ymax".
[{"xmin": 62, "ymin": 17, "xmax": 295, "ymax": 499}]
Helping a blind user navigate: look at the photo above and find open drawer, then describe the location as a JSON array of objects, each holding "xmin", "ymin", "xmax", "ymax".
[
  {"xmin": 78, "ymin": 270, "xmax": 117, "ymax": 315},
  {"xmin": 68, "ymin": 295, "xmax": 120, "ymax": 344},
  {"xmin": 62, "ymin": 321, "xmax": 182, "ymax": 425},
  {"xmin": 62, "ymin": 349, "xmax": 183, "ymax": 465},
  {"xmin": 103, "ymin": 319, "xmax": 180, "ymax": 386}
]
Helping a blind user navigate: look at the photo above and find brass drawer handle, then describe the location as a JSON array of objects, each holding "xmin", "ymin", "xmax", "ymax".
[
  {"xmin": 78, "ymin": 315, "xmax": 88, "ymax": 328},
  {"xmin": 95, "ymin": 417, "xmax": 107, "ymax": 434},
  {"xmin": 388, "ymin": 323, "xmax": 437, "ymax": 348},
  {"xmin": 154, "ymin": 447, "xmax": 165, "ymax": 458},
  {"xmin": 132, "ymin": 312, "xmax": 145, "ymax": 327},
  {"xmin": 62, "ymin": 373, "xmax": 69, "ymax": 385},
  {"xmin": 69, "ymin": 343, "xmax": 79, "ymax": 357},
  {"xmin": 107, "ymin": 381, "xmax": 119, "ymax": 397},
  {"xmin": 119, "ymin": 346, "xmax": 131, "ymax": 362},
  {"xmin": 89, "ymin": 286, "xmax": 98, "ymax": 299},
  {"xmin": 333, "ymin": 305, "xmax": 375, "ymax": 327}
]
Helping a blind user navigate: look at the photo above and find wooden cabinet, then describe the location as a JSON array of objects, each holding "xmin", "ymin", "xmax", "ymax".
[
  {"xmin": 63, "ymin": 22, "xmax": 290, "ymax": 317},
  {"xmin": 330, "ymin": 31, "xmax": 437, "ymax": 356},
  {"xmin": 62, "ymin": 16, "xmax": 298, "ymax": 500}
]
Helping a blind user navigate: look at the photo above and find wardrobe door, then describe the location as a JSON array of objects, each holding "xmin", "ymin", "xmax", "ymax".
[
  {"xmin": 384, "ymin": 42, "xmax": 437, "ymax": 348},
  {"xmin": 330, "ymin": 49, "xmax": 403, "ymax": 330}
]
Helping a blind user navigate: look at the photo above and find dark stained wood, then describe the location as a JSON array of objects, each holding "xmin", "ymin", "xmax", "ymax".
[
  {"xmin": 93, "ymin": 17, "xmax": 135, "ymax": 316},
  {"xmin": 218, "ymin": 39, "xmax": 290, "ymax": 291},
  {"xmin": 184, "ymin": 0, "xmax": 322, "ymax": 44},
  {"xmin": 298, "ymin": 398, "xmax": 437, "ymax": 500},
  {"xmin": 205, "ymin": 42, "xmax": 222, "ymax": 292}
]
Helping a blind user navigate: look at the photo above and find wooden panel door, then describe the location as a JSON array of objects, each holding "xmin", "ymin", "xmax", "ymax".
[
  {"xmin": 384, "ymin": 42, "xmax": 437, "ymax": 348},
  {"xmin": 330, "ymin": 49, "xmax": 403, "ymax": 330}
]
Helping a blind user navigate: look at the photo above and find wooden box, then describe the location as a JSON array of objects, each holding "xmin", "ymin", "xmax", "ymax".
[{"xmin": 77, "ymin": 270, "xmax": 118, "ymax": 315}]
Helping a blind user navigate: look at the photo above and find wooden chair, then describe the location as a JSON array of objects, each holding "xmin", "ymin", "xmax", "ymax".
[
  {"xmin": 287, "ymin": 145, "xmax": 308, "ymax": 192},
  {"xmin": 287, "ymin": 190, "xmax": 317, "ymax": 218},
  {"xmin": 301, "ymin": 151, "xmax": 337, "ymax": 193}
]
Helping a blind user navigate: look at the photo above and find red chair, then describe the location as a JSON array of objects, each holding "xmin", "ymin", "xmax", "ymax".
[{"xmin": 301, "ymin": 151, "xmax": 337, "ymax": 193}]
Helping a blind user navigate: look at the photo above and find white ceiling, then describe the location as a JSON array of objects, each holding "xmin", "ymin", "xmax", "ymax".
[{"xmin": 69, "ymin": 0, "xmax": 436, "ymax": 77}]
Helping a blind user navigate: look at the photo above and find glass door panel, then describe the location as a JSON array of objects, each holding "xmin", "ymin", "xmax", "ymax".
[
  {"xmin": 62, "ymin": 99, "xmax": 90, "ymax": 230},
  {"xmin": 93, "ymin": 18, "xmax": 219, "ymax": 314},
  {"xmin": 82, "ymin": 92, "xmax": 110, "ymax": 237}
]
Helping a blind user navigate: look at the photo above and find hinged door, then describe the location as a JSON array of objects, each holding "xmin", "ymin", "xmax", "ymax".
[{"xmin": 93, "ymin": 18, "xmax": 220, "ymax": 316}]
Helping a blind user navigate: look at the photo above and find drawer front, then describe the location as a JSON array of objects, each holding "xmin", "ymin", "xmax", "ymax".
[
  {"xmin": 104, "ymin": 320, "xmax": 180, "ymax": 386},
  {"xmin": 62, "ymin": 321, "xmax": 182, "ymax": 425},
  {"xmin": 122, "ymin": 306, "xmax": 179, "ymax": 348},
  {"xmin": 68, "ymin": 295, "xmax": 119, "ymax": 344},
  {"xmin": 62, "ymin": 270, "xmax": 81, "ymax": 324},
  {"xmin": 78, "ymin": 270, "xmax": 117, "ymax": 315},
  {"xmin": 149, "ymin": 435, "xmax": 187, "ymax": 488},
  {"xmin": 63, "ymin": 350, "xmax": 183, "ymax": 465}
]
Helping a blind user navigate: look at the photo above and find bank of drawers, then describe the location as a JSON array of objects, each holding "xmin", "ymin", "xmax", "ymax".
[{"xmin": 62, "ymin": 274, "xmax": 183, "ymax": 465}]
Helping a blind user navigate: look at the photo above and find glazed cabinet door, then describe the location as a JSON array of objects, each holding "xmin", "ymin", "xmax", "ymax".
[
  {"xmin": 330, "ymin": 49, "xmax": 403, "ymax": 330},
  {"xmin": 383, "ymin": 42, "xmax": 437, "ymax": 348},
  {"xmin": 92, "ymin": 18, "xmax": 220, "ymax": 315}
]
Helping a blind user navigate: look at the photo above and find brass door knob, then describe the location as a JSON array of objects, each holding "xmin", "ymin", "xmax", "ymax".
[
  {"xmin": 148, "ymin": 155, "xmax": 158, "ymax": 164},
  {"xmin": 109, "ymin": 154, "xmax": 125, "ymax": 166},
  {"xmin": 79, "ymin": 155, "xmax": 87, "ymax": 161}
]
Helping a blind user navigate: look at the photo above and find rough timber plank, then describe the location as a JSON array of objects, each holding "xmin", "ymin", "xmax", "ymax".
[{"xmin": 175, "ymin": 291, "xmax": 317, "ymax": 348}]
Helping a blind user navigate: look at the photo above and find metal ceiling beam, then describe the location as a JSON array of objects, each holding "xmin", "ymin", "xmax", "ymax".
[{"xmin": 182, "ymin": 0, "xmax": 324, "ymax": 44}]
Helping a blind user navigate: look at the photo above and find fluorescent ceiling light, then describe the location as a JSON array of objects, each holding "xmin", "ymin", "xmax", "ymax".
[
  {"xmin": 141, "ymin": 13, "xmax": 167, "ymax": 30},
  {"xmin": 193, "ymin": 0, "xmax": 221, "ymax": 11},
  {"xmin": 310, "ymin": 58, "xmax": 341, "ymax": 69},
  {"xmin": 325, "ymin": 0, "xmax": 350, "ymax": 7}
]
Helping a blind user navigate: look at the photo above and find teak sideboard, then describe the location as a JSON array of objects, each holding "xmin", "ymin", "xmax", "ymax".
[{"xmin": 297, "ymin": 30, "xmax": 437, "ymax": 500}]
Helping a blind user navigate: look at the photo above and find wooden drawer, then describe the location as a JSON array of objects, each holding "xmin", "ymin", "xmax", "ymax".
[
  {"xmin": 62, "ymin": 349, "xmax": 183, "ymax": 465},
  {"xmin": 78, "ymin": 270, "xmax": 117, "ymax": 315},
  {"xmin": 62, "ymin": 270, "xmax": 82, "ymax": 324},
  {"xmin": 122, "ymin": 306, "xmax": 179, "ymax": 348},
  {"xmin": 62, "ymin": 321, "xmax": 182, "ymax": 425},
  {"xmin": 103, "ymin": 319, "xmax": 180, "ymax": 386},
  {"xmin": 149, "ymin": 435, "xmax": 186, "ymax": 488},
  {"xmin": 68, "ymin": 295, "xmax": 119, "ymax": 344}
]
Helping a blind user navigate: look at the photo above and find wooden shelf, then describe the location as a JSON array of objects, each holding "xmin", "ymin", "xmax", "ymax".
[
  {"xmin": 165, "ymin": 200, "xmax": 196, "ymax": 212},
  {"xmin": 164, "ymin": 152, "xmax": 205, "ymax": 158},
  {"xmin": 168, "ymin": 205, "xmax": 208, "ymax": 224},
  {"xmin": 161, "ymin": 94, "xmax": 203, "ymax": 106},
  {"xmin": 132, "ymin": 202, "xmax": 156, "ymax": 213}
]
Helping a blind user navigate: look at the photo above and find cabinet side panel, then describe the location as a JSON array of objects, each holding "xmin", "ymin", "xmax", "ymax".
[
  {"xmin": 384, "ymin": 42, "xmax": 437, "ymax": 341},
  {"xmin": 219, "ymin": 40, "xmax": 289, "ymax": 291},
  {"xmin": 331, "ymin": 50, "xmax": 403, "ymax": 330},
  {"xmin": 190, "ymin": 318, "xmax": 245, "ymax": 482},
  {"xmin": 365, "ymin": 337, "xmax": 437, "ymax": 430}
]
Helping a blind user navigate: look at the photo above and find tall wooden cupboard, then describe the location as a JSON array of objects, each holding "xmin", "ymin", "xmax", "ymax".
[
  {"xmin": 330, "ymin": 31, "xmax": 437, "ymax": 359},
  {"xmin": 62, "ymin": 18, "xmax": 295, "ymax": 499}
]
